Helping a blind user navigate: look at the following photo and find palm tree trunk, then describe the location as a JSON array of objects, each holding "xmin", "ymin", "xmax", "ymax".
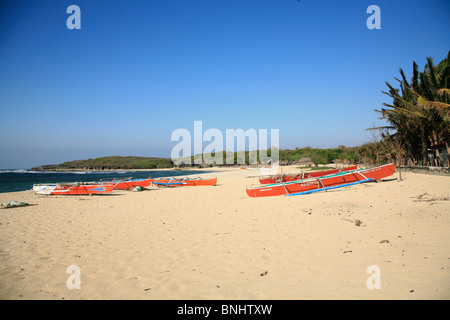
[
  {"xmin": 421, "ymin": 132, "xmax": 428, "ymax": 166},
  {"xmin": 446, "ymin": 142, "xmax": 449, "ymax": 167}
]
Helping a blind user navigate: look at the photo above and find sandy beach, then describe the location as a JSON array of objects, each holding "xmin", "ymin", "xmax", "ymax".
[{"xmin": 0, "ymin": 166, "xmax": 449, "ymax": 300}]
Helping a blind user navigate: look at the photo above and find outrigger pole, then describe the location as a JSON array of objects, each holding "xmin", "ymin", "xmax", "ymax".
[{"xmin": 285, "ymin": 178, "xmax": 374, "ymax": 196}]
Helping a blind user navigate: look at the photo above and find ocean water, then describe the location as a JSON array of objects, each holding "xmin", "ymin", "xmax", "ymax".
[{"xmin": 0, "ymin": 169, "xmax": 213, "ymax": 193}]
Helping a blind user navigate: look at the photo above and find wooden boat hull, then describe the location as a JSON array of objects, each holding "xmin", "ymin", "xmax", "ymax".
[
  {"xmin": 33, "ymin": 184, "xmax": 114, "ymax": 195},
  {"xmin": 151, "ymin": 177, "xmax": 217, "ymax": 186},
  {"xmin": 259, "ymin": 165, "xmax": 357, "ymax": 184},
  {"xmin": 246, "ymin": 163, "xmax": 395, "ymax": 198}
]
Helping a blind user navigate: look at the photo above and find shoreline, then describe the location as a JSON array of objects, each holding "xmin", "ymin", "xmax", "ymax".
[
  {"xmin": 25, "ymin": 167, "xmax": 215, "ymax": 172},
  {"xmin": 0, "ymin": 167, "xmax": 230, "ymax": 195},
  {"xmin": 24, "ymin": 163, "xmax": 346, "ymax": 173}
]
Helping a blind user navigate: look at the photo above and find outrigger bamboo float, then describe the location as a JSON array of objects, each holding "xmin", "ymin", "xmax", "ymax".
[
  {"xmin": 259, "ymin": 165, "xmax": 357, "ymax": 184},
  {"xmin": 33, "ymin": 183, "xmax": 114, "ymax": 195},
  {"xmin": 246, "ymin": 163, "xmax": 395, "ymax": 198},
  {"xmin": 150, "ymin": 176, "xmax": 217, "ymax": 187}
]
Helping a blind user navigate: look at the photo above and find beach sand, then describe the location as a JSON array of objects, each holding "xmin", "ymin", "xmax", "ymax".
[{"xmin": 0, "ymin": 166, "xmax": 449, "ymax": 300}]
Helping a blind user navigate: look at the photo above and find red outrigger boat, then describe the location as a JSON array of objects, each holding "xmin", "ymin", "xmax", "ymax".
[
  {"xmin": 106, "ymin": 177, "xmax": 152, "ymax": 190},
  {"xmin": 33, "ymin": 183, "xmax": 114, "ymax": 195},
  {"xmin": 150, "ymin": 176, "xmax": 217, "ymax": 187},
  {"xmin": 32, "ymin": 177, "xmax": 152, "ymax": 195},
  {"xmin": 259, "ymin": 165, "xmax": 358, "ymax": 184},
  {"xmin": 246, "ymin": 163, "xmax": 395, "ymax": 198}
]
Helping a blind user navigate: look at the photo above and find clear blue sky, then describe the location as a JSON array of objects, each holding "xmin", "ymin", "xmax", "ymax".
[{"xmin": 0, "ymin": 0, "xmax": 449, "ymax": 168}]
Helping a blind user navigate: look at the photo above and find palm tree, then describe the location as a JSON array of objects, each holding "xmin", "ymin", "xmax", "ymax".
[{"xmin": 373, "ymin": 51, "xmax": 450, "ymax": 166}]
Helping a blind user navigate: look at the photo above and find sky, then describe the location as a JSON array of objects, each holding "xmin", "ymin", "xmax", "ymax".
[{"xmin": 0, "ymin": 0, "xmax": 449, "ymax": 168}]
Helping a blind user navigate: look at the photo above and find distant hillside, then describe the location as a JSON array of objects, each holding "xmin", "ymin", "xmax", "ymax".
[
  {"xmin": 32, "ymin": 156, "xmax": 175, "ymax": 171},
  {"xmin": 31, "ymin": 146, "xmax": 362, "ymax": 171}
]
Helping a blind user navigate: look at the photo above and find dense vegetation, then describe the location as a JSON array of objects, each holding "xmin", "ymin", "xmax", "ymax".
[
  {"xmin": 32, "ymin": 156, "xmax": 174, "ymax": 171},
  {"xmin": 279, "ymin": 146, "xmax": 357, "ymax": 165},
  {"xmin": 173, "ymin": 146, "xmax": 360, "ymax": 167},
  {"xmin": 32, "ymin": 147, "xmax": 361, "ymax": 171},
  {"xmin": 368, "ymin": 51, "xmax": 450, "ymax": 166}
]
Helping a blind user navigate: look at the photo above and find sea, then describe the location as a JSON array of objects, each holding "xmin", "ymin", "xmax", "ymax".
[{"xmin": 0, "ymin": 169, "xmax": 212, "ymax": 194}]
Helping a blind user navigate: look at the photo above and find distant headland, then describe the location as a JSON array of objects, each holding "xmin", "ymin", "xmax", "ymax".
[
  {"xmin": 30, "ymin": 146, "xmax": 362, "ymax": 171},
  {"xmin": 31, "ymin": 156, "xmax": 175, "ymax": 171}
]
